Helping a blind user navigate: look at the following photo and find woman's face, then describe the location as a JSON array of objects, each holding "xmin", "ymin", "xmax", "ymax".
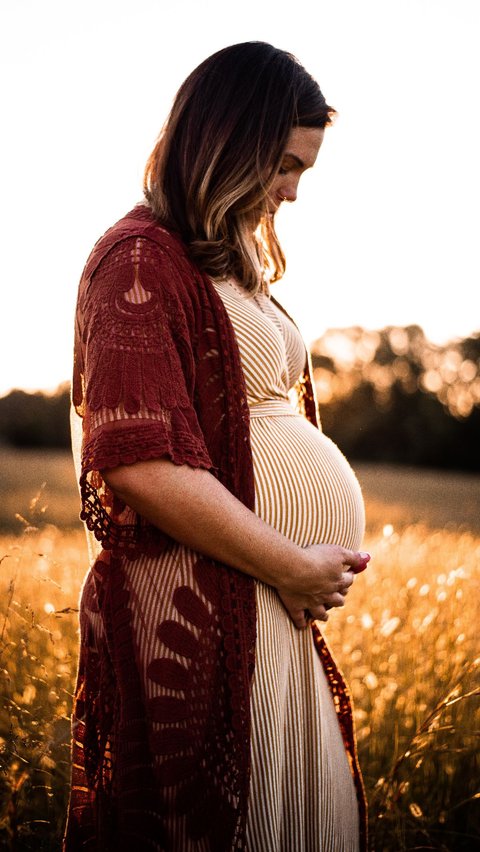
[{"xmin": 267, "ymin": 126, "xmax": 325, "ymax": 214}]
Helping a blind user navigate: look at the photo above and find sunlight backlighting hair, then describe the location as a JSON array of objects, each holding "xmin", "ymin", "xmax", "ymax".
[{"xmin": 144, "ymin": 41, "xmax": 335, "ymax": 292}]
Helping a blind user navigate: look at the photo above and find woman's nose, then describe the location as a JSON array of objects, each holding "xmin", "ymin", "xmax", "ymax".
[{"xmin": 279, "ymin": 178, "xmax": 299, "ymax": 203}]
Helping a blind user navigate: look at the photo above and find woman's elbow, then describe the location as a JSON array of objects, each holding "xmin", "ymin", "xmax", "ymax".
[
  {"xmin": 101, "ymin": 464, "xmax": 135, "ymax": 498},
  {"xmin": 101, "ymin": 457, "xmax": 177, "ymax": 502}
]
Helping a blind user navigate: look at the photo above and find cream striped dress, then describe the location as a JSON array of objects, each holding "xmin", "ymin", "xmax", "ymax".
[
  {"xmin": 212, "ymin": 280, "xmax": 365, "ymax": 852},
  {"xmin": 71, "ymin": 274, "xmax": 366, "ymax": 851}
]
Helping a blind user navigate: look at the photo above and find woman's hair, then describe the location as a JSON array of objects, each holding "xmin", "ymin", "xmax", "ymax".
[{"xmin": 144, "ymin": 41, "xmax": 335, "ymax": 291}]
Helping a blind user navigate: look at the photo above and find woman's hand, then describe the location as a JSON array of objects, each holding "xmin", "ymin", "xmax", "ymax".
[
  {"xmin": 103, "ymin": 459, "xmax": 370, "ymax": 630},
  {"xmin": 277, "ymin": 545, "xmax": 370, "ymax": 629}
]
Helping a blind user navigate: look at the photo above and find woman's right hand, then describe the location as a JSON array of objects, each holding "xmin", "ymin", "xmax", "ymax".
[{"xmin": 276, "ymin": 544, "xmax": 370, "ymax": 629}]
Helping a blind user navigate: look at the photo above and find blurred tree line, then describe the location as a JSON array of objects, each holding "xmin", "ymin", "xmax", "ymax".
[
  {"xmin": 0, "ymin": 382, "xmax": 71, "ymax": 449},
  {"xmin": 1, "ymin": 326, "xmax": 479, "ymax": 471},
  {"xmin": 311, "ymin": 325, "xmax": 480, "ymax": 471}
]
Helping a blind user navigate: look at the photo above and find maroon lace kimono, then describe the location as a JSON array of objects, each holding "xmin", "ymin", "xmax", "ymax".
[{"xmin": 64, "ymin": 205, "xmax": 367, "ymax": 851}]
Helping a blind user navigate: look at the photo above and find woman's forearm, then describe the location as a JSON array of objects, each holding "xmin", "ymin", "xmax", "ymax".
[
  {"xmin": 102, "ymin": 457, "xmax": 368, "ymax": 626},
  {"xmin": 104, "ymin": 457, "xmax": 302, "ymax": 587}
]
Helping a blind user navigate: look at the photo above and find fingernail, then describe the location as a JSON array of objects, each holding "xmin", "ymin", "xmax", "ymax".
[{"xmin": 355, "ymin": 552, "xmax": 371, "ymax": 573}]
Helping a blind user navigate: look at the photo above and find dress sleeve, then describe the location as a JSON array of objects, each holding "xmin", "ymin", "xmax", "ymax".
[{"xmin": 73, "ymin": 235, "xmax": 213, "ymax": 555}]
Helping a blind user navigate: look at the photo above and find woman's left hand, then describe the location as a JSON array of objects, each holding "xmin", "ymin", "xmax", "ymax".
[{"xmin": 277, "ymin": 568, "xmax": 354, "ymax": 628}]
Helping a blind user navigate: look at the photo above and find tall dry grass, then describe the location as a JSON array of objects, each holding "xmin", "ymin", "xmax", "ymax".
[
  {"xmin": 325, "ymin": 522, "xmax": 480, "ymax": 850},
  {"xmin": 0, "ymin": 462, "xmax": 479, "ymax": 850},
  {"xmin": 0, "ymin": 522, "xmax": 85, "ymax": 851}
]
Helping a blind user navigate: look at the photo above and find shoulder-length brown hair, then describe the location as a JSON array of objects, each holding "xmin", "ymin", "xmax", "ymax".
[{"xmin": 144, "ymin": 42, "xmax": 335, "ymax": 292}]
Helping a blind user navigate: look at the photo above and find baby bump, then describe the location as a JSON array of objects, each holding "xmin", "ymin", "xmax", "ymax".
[{"xmin": 250, "ymin": 414, "xmax": 365, "ymax": 551}]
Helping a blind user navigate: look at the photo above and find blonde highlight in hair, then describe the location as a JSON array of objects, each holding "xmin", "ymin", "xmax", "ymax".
[{"xmin": 144, "ymin": 42, "xmax": 335, "ymax": 292}]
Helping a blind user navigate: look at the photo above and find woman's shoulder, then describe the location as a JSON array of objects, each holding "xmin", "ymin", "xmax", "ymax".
[
  {"xmin": 78, "ymin": 206, "xmax": 211, "ymax": 338},
  {"xmin": 83, "ymin": 204, "xmax": 190, "ymax": 283},
  {"xmin": 112, "ymin": 204, "xmax": 182, "ymax": 248}
]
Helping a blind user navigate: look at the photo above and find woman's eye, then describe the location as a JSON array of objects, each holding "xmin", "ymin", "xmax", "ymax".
[{"xmin": 278, "ymin": 167, "xmax": 289, "ymax": 175}]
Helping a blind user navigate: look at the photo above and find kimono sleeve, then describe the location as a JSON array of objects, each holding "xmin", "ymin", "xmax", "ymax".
[
  {"xmin": 77, "ymin": 235, "xmax": 213, "ymax": 474},
  {"xmin": 73, "ymin": 235, "xmax": 213, "ymax": 555}
]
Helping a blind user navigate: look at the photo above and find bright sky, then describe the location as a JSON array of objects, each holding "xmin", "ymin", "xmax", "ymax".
[{"xmin": 1, "ymin": 0, "xmax": 479, "ymax": 396}]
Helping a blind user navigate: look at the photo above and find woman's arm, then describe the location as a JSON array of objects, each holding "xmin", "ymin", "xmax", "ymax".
[{"xmin": 103, "ymin": 458, "xmax": 369, "ymax": 629}]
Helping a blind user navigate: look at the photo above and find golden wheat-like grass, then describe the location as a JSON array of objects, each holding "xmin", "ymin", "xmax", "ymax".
[
  {"xmin": 0, "ymin": 525, "xmax": 86, "ymax": 851},
  {"xmin": 0, "ymin": 467, "xmax": 479, "ymax": 850},
  {"xmin": 325, "ymin": 523, "xmax": 480, "ymax": 850}
]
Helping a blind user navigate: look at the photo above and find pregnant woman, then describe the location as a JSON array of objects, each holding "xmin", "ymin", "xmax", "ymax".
[{"xmin": 65, "ymin": 41, "xmax": 370, "ymax": 852}]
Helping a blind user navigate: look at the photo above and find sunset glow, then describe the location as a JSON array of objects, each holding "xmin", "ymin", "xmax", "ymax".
[{"xmin": 1, "ymin": 0, "xmax": 479, "ymax": 396}]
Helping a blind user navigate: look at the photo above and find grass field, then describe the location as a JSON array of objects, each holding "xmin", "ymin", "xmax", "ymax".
[{"xmin": 0, "ymin": 450, "xmax": 479, "ymax": 850}]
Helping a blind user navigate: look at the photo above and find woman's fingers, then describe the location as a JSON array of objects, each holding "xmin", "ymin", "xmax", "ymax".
[
  {"xmin": 322, "ymin": 569, "xmax": 355, "ymax": 608},
  {"xmin": 339, "ymin": 570, "xmax": 354, "ymax": 592},
  {"xmin": 322, "ymin": 591, "xmax": 346, "ymax": 609},
  {"xmin": 345, "ymin": 550, "xmax": 371, "ymax": 573},
  {"xmin": 278, "ymin": 593, "xmax": 326, "ymax": 628},
  {"xmin": 279, "ymin": 589, "xmax": 347, "ymax": 628},
  {"xmin": 303, "ymin": 544, "xmax": 371, "ymax": 589},
  {"xmin": 320, "ymin": 572, "xmax": 354, "ymax": 607},
  {"xmin": 290, "ymin": 606, "xmax": 310, "ymax": 629},
  {"xmin": 306, "ymin": 604, "xmax": 329, "ymax": 623},
  {"xmin": 278, "ymin": 545, "xmax": 371, "ymax": 628}
]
